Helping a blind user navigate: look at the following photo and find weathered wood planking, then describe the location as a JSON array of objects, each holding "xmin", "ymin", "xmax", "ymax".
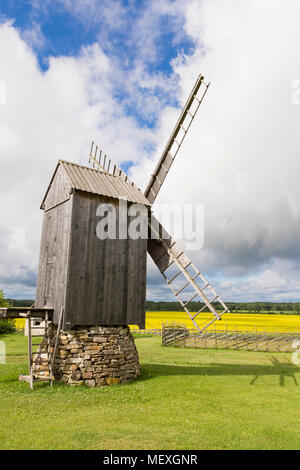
[
  {"xmin": 35, "ymin": 196, "xmax": 72, "ymax": 323},
  {"xmin": 35, "ymin": 161, "xmax": 148, "ymax": 329},
  {"xmin": 0, "ymin": 307, "xmax": 53, "ymax": 319},
  {"xmin": 41, "ymin": 164, "xmax": 72, "ymax": 211},
  {"xmin": 147, "ymin": 215, "xmax": 191, "ymax": 273},
  {"xmin": 64, "ymin": 192, "xmax": 147, "ymax": 328}
]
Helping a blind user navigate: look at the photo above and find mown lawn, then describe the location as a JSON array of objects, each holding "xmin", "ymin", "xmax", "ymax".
[{"xmin": 1, "ymin": 333, "xmax": 300, "ymax": 450}]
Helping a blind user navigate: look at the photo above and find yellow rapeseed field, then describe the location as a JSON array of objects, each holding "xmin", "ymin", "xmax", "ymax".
[
  {"xmin": 14, "ymin": 312, "xmax": 300, "ymax": 334},
  {"xmin": 140, "ymin": 311, "xmax": 300, "ymax": 333},
  {"xmin": 14, "ymin": 319, "xmax": 26, "ymax": 330}
]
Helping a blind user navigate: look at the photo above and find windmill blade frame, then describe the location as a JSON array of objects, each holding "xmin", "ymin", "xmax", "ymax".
[
  {"xmin": 144, "ymin": 74, "xmax": 210, "ymax": 204},
  {"xmin": 148, "ymin": 215, "xmax": 228, "ymax": 332}
]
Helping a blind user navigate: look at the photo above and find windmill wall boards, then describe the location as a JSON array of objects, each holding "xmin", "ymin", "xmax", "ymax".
[
  {"xmin": 35, "ymin": 160, "xmax": 150, "ymax": 330},
  {"xmin": 0, "ymin": 74, "xmax": 229, "ymax": 389}
]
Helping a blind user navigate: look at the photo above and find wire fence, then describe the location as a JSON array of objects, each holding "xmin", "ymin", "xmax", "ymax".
[
  {"xmin": 160, "ymin": 322, "xmax": 300, "ymax": 352},
  {"xmin": 131, "ymin": 328, "xmax": 162, "ymax": 337}
]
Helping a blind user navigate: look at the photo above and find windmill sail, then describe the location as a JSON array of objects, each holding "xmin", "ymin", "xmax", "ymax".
[
  {"xmin": 144, "ymin": 74, "xmax": 229, "ymax": 330},
  {"xmin": 148, "ymin": 216, "xmax": 228, "ymax": 332},
  {"xmin": 144, "ymin": 74, "xmax": 210, "ymax": 204}
]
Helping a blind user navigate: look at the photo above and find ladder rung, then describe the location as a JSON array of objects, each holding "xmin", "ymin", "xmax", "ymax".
[
  {"xmin": 167, "ymin": 270, "xmax": 182, "ymax": 284},
  {"xmin": 161, "ymin": 163, "xmax": 168, "ymax": 174},
  {"xmin": 162, "ymin": 259, "xmax": 174, "ymax": 273},
  {"xmin": 192, "ymin": 304, "xmax": 209, "ymax": 319},
  {"xmin": 176, "ymin": 272, "xmax": 200, "ymax": 296},
  {"xmin": 220, "ymin": 308, "xmax": 229, "ymax": 315},
  {"xmin": 31, "ymin": 351, "xmax": 48, "ymax": 355},
  {"xmin": 171, "ymin": 249, "xmax": 183, "ymax": 260},
  {"xmin": 201, "ymin": 283, "xmax": 209, "ymax": 291},
  {"xmin": 33, "ymin": 378, "xmax": 51, "ymax": 382},
  {"xmin": 192, "ymin": 311, "xmax": 202, "ymax": 320},
  {"xmin": 154, "ymin": 175, "xmax": 162, "ymax": 186},
  {"xmin": 175, "ymin": 280, "xmax": 191, "ymax": 296},
  {"xmin": 183, "ymin": 292, "xmax": 199, "ymax": 307}
]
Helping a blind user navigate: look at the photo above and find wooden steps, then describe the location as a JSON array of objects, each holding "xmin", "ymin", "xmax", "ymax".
[
  {"xmin": 19, "ymin": 375, "xmax": 51, "ymax": 383},
  {"xmin": 17, "ymin": 308, "xmax": 63, "ymax": 389}
]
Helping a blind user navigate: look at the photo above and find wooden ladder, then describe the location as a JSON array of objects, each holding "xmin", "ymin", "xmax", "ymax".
[
  {"xmin": 19, "ymin": 308, "xmax": 63, "ymax": 389},
  {"xmin": 144, "ymin": 74, "xmax": 229, "ymax": 331},
  {"xmin": 148, "ymin": 215, "xmax": 229, "ymax": 332}
]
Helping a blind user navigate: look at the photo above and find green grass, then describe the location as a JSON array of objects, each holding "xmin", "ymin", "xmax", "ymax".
[{"xmin": 1, "ymin": 333, "xmax": 300, "ymax": 449}]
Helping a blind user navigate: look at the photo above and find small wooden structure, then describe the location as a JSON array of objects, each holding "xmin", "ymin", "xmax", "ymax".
[
  {"xmin": 0, "ymin": 307, "xmax": 54, "ymax": 388},
  {"xmin": 35, "ymin": 160, "xmax": 150, "ymax": 329}
]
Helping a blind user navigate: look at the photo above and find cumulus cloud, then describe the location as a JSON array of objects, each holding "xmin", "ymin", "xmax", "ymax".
[{"xmin": 21, "ymin": 21, "xmax": 45, "ymax": 49}]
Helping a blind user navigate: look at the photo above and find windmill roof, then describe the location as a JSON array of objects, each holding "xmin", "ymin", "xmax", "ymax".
[{"xmin": 41, "ymin": 160, "xmax": 151, "ymax": 209}]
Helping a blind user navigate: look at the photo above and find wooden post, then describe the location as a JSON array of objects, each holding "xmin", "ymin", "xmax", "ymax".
[{"xmin": 27, "ymin": 312, "xmax": 34, "ymax": 390}]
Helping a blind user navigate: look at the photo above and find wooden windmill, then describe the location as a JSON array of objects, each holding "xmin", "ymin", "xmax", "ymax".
[
  {"xmin": 0, "ymin": 74, "xmax": 229, "ymax": 388},
  {"xmin": 88, "ymin": 74, "xmax": 229, "ymax": 332}
]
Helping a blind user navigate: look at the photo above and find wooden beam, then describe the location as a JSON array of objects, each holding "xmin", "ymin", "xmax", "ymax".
[{"xmin": 0, "ymin": 307, "xmax": 53, "ymax": 319}]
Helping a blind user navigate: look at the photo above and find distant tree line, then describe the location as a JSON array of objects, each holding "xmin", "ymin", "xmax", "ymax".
[
  {"xmin": 4, "ymin": 298, "xmax": 300, "ymax": 314},
  {"xmin": 6, "ymin": 299, "xmax": 34, "ymax": 307},
  {"xmin": 145, "ymin": 301, "xmax": 300, "ymax": 314}
]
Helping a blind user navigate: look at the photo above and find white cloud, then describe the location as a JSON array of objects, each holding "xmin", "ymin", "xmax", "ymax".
[
  {"xmin": 52, "ymin": 0, "xmax": 127, "ymax": 29},
  {"xmin": 21, "ymin": 21, "xmax": 45, "ymax": 49},
  {"xmin": 218, "ymin": 258, "xmax": 300, "ymax": 302}
]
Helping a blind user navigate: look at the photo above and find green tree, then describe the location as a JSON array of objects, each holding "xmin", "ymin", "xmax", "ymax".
[
  {"xmin": 0, "ymin": 290, "xmax": 10, "ymax": 308},
  {"xmin": 0, "ymin": 290, "xmax": 15, "ymax": 334}
]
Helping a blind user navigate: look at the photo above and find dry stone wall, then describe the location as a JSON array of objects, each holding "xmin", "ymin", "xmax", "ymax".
[{"xmin": 33, "ymin": 325, "xmax": 140, "ymax": 387}]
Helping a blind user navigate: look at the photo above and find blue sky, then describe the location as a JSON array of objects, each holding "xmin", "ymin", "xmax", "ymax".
[{"xmin": 0, "ymin": 0, "xmax": 195, "ymax": 127}]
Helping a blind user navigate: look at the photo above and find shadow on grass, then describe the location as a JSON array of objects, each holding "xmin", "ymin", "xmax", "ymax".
[{"xmin": 141, "ymin": 356, "xmax": 299, "ymax": 386}]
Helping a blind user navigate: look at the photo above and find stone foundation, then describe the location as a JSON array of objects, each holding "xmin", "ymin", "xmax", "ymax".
[{"xmin": 33, "ymin": 325, "xmax": 140, "ymax": 387}]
